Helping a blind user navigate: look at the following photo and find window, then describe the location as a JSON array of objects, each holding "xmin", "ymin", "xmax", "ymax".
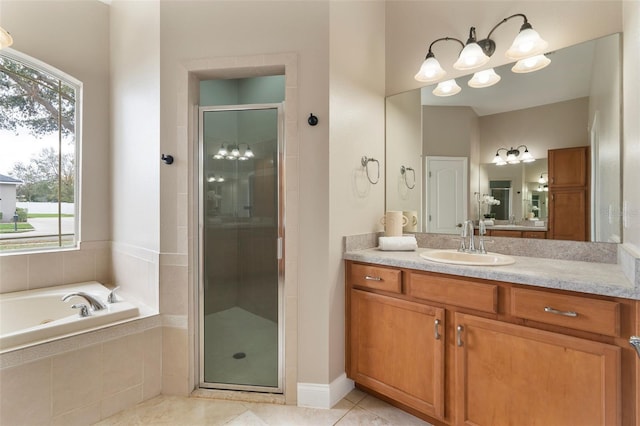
[{"xmin": 0, "ymin": 50, "xmax": 81, "ymax": 253}]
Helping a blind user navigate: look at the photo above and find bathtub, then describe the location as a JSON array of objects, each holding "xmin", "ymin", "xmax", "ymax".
[{"xmin": 0, "ymin": 282, "xmax": 139, "ymax": 352}]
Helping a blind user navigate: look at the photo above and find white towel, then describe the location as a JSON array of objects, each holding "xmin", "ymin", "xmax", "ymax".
[
  {"xmin": 482, "ymin": 219, "xmax": 494, "ymax": 226},
  {"xmin": 378, "ymin": 236, "xmax": 418, "ymax": 251},
  {"xmin": 533, "ymin": 220, "xmax": 545, "ymax": 227}
]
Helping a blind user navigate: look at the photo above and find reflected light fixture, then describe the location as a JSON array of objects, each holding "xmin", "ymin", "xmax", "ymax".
[
  {"xmin": 0, "ymin": 27, "xmax": 13, "ymax": 50},
  {"xmin": 468, "ymin": 68, "xmax": 501, "ymax": 88},
  {"xmin": 432, "ymin": 79, "xmax": 462, "ymax": 97},
  {"xmin": 415, "ymin": 13, "xmax": 549, "ymax": 95},
  {"xmin": 213, "ymin": 143, "xmax": 255, "ymax": 161},
  {"xmin": 492, "ymin": 145, "xmax": 535, "ymax": 165},
  {"xmin": 538, "ymin": 172, "xmax": 548, "ymax": 184}
]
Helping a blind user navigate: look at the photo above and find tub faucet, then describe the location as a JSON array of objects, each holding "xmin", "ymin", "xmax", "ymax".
[{"xmin": 62, "ymin": 292, "xmax": 107, "ymax": 311}]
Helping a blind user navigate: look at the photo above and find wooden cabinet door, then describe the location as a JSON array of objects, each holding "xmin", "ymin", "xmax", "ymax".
[
  {"xmin": 454, "ymin": 313, "xmax": 620, "ymax": 426},
  {"xmin": 548, "ymin": 146, "xmax": 589, "ymax": 187},
  {"xmin": 349, "ymin": 289, "xmax": 445, "ymax": 419},
  {"xmin": 548, "ymin": 187, "xmax": 588, "ymax": 240}
]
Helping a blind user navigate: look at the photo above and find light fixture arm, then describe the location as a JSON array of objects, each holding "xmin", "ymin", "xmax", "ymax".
[
  {"xmin": 424, "ymin": 36, "xmax": 465, "ymax": 59},
  {"xmin": 477, "ymin": 13, "xmax": 530, "ymax": 57}
]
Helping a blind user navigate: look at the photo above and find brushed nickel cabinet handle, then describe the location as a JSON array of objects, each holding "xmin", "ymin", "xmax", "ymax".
[
  {"xmin": 630, "ymin": 336, "xmax": 640, "ymax": 358},
  {"xmin": 544, "ymin": 306, "xmax": 578, "ymax": 317},
  {"xmin": 364, "ymin": 275, "xmax": 382, "ymax": 281},
  {"xmin": 434, "ymin": 319, "xmax": 441, "ymax": 340},
  {"xmin": 456, "ymin": 325, "xmax": 464, "ymax": 347}
]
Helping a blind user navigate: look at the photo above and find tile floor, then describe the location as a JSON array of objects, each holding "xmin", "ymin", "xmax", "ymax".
[{"xmin": 95, "ymin": 388, "xmax": 433, "ymax": 426}]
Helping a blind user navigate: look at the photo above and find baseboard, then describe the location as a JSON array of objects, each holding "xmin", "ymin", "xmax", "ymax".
[{"xmin": 297, "ymin": 373, "xmax": 354, "ymax": 409}]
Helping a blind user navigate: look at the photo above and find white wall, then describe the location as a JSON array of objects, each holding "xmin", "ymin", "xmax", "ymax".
[
  {"xmin": 623, "ymin": 1, "xmax": 640, "ymax": 251},
  {"xmin": 110, "ymin": 0, "xmax": 161, "ymax": 309},
  {"xmin": 386, "ymin": 90, "xmax": 422, "ymax": 220},
  {"xmin": 328, "ymin": 0, "xmax": 386, "ymax": 384}
]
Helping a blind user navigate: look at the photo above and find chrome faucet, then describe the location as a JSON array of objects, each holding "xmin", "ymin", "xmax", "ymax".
[
  {"xmin": 478, "ymin": 220, "xmax": 487, "ymax": 254},
  {"xmin": 459, "ymin": 220, "xmax": 477, "ymax": 253},
  {"xmin": 62, "ymin": 292, "xmax": 107, "ymax": 311}
]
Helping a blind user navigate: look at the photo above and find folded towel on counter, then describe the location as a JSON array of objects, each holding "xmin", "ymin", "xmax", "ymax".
[
  {"xmin": 378, "ymin": 236, "xmax": 418, "ymax": 251},
  {"xmin": 533, "ymin": 220, "xmax": 545, "ymax": 227},
  {"xmin": 481, "ymin": 219, "xmax": 494, "ymax": 226}
]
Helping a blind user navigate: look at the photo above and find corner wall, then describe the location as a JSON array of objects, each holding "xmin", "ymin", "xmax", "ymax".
[{"xmin": 623, "ymin": 1, "xmax": 640, "ymax": 251}]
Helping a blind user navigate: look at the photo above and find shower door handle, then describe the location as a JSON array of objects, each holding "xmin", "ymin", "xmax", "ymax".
[{"xmin": 277, "ymin": 237, "xmax": 283, "ymax": 260}]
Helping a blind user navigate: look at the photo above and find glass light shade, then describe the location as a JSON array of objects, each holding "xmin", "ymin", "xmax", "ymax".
[
  {"xmin": 512, "ymin": 54, "xmax": 551, "ymax": 73},
  {"xmin": 520, "ymin": 149, "xmax": 535, "ymax": 163},
  {"xmin": 414, "ymin": 56, "xmax": 447, "ymax": 82},
  {"xmin": 492, "ymin": 153, "xmax": 507, "ymax": 166},
  {"xmin": 538, "ymin": 174, "xmax": 546, "ymax": 184},
  {"xmin": 213, "ymin": 154, "xmax": 224, "ymax": 160},
  {"xmin": 217, "ymin": 177, "xmax": 225, "ymax": 183},
  {"xmin": 432, "ymin": 79, "xmax": 461, "ymax": 97},
  {"xmin": 506, "ymin": 153, "xmax": 520, "ymax": 164},
  {"xmin": 207, "ymin": 176, "xmax": 215, "ymax": 183},
  {"xmin": 231, "ymin": 147, "xmax": 240, "ymax": 157},
  {"xmin": 505, "ymin": 28, "xmax": 548, "ymax": 60},
  {"xmin": 217, "ymin": 144, "xmax": 227, "ymax": 156},
  {"xmin": 468, "ymin": 68, "xmax": 501, "ymax": 88},
  {"xmin": 0, "ymin": 27, "xmax": 13, "ymax": 49},
  {"xmin": 453, "ymin": 43, "xmax": 490, "ymax": 71},
  {"xmin": 245, "ymin": 146, "xmax": 254, "ymax": 158}
]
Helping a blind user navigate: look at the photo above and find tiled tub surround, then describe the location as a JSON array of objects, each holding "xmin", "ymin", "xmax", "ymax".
[
  {"xmin": 0, "ymin": 315, "xmax": 162, "ymax": 426},
  {"xmin": 344, "ymin": 233, "xmax": 640, "ymax": 300}
]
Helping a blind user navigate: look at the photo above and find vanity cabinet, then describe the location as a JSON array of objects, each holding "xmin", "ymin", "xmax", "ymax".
[
  {"xmin": 455, "ymin": 313, "xmax": 620, "ymax": 426},
  {"xmin": 486, "ymin": 229, "xmax": 547, "ymax": 239},
  {"xmin": 345, "ymin": 260, "xmax": 638, "ymax": 426},
  {"xmin": 548, "ymin": 146, "xmax": 590, "ymax": 241}
]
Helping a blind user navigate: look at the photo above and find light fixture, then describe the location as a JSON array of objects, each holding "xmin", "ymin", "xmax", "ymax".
[
  {"xmin": 468, "ymin": 68, "xmax": 501, "ymax": 88},
  {"xmin": 414, "ymin": 37, "xmax": 463, "ymax": 83},
  {"xmin": 207, "ymin": 175, "xmax": 225, "ymax": 183},
  {"xmin": 0, "ymin": 27, "xmax": 13, "ymax": 50},
  {"xmin": 415, "ymin": 13, "xmax": 550, "ymax": 95},
  {"xmin": 453, "ymin": 27, "xmax": 490, "ymax": 71},
  {"xmin": 432, "ymin": 79, "xmax": 462, "ymax": 97},
  {"xmin": 492, "ymin": 145, "xmax": 535, "ymax": 165}
]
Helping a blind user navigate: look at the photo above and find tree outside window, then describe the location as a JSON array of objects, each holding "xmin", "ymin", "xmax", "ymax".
[{"xmin": 0, "ymin": 51, "xmax": 80, "ymax": 252}]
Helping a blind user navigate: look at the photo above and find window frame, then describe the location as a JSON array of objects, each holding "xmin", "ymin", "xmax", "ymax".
[{"xmin": 0, "ymin": 48, "xmax": 82, "ymax": 254}]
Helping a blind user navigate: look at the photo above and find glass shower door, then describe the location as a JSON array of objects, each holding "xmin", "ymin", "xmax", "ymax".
[{"xmin": 199, "ymin": 104, "xmax": 283, "ymax": 392}]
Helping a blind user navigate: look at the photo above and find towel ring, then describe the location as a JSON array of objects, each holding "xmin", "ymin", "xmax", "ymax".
[
  {"xmin": 361, "ymin": 156, "xmax": 380, "ymax": 184},
  {"xmin": 400, "ymin": 165, "xmax": 415, "ymax": 189}
]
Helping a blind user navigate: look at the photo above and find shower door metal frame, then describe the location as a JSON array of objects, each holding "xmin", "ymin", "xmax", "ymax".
[{"xmin": 197, "ymin": 103, "xmax": 285, "ymax": 393}]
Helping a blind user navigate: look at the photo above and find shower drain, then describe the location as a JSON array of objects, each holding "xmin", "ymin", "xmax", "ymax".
[{"xmin": 232, "ymin": 352, "xmax": 246, "ymax": 359}]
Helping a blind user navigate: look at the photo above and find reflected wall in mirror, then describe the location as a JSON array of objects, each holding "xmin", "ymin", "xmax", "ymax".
[{"xmin": 385, "ymin": 33, "xmax": 621, "ymax": 242}]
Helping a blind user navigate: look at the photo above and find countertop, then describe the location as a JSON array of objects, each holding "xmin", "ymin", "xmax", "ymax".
[{"xmin": 344, "ymin": 247, "xmax": 639, "ymax": 300}]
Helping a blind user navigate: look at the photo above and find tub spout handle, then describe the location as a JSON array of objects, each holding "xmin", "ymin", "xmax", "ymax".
[
  {"xmin": 107, "ymin": 286, "xmax": 120, "ymax": 304},
  {"xmin": 71, "ymin": 303, "xmax": 91, "ymax": 317}
]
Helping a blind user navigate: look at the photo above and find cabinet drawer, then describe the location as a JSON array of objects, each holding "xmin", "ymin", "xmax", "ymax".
[
  {"xmin": 406, "ymin": 272, "xmax": 498, "ymax": 313},
  {"xmin": 348, "ymin": 263, "xmax": 402, "ymax": 294},
  {"xmin": 511, "ymin": 288, "xmax": 620, "ymax": 336},
  {"xmin": 490, "ymin": 230, "xmax": 522, "ymax": 238}
]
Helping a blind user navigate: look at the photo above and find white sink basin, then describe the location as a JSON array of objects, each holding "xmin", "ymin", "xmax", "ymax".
[{"xmin": 420, "ymin": 249, "xmax": 515, "ymax": 266}]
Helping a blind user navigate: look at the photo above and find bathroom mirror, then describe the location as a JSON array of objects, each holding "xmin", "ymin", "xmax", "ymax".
[{"xmin": 385, "ymin": 33, "xmax": 621, "ymax": 242}]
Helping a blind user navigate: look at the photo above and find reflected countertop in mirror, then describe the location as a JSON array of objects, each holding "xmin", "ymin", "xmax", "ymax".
[{"xmin": 385, "ymin": 33, "xmax": 621, "ymax": 243}]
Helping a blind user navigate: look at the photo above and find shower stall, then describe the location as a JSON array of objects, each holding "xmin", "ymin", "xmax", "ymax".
[{"xmin": 198, "ymin": 103, "xmax": 284, "ymax": 393}]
